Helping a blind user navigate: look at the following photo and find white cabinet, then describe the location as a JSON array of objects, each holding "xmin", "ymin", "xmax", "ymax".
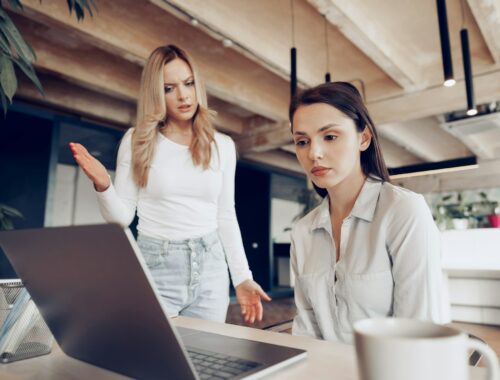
[{"xmin": 442, "ymin": 229, "xmax": 500, "ymax": 325}]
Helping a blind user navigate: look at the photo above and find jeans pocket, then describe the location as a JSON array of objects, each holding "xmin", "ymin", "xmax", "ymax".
[
  {"xmin": 208, "ymin": 240, "xmax": 226, "ymax": 261},
  {"xmin": 137, "ymin": 239, "xmax": 164, "ymax": 269}
]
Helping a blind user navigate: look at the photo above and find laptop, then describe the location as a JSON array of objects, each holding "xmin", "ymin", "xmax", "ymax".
[{"xmin": 0, "ymin": 224, "xmax": 306, "ymax": 379}]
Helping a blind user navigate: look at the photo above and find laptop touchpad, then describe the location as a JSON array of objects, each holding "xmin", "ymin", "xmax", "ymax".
[{"xmin": 176, "ymin": 326, "xmax": 203, "ymax": 338}]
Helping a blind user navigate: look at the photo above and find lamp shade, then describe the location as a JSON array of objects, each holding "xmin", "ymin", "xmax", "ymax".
[
  {"xmin": 460, "ymin": 28, "xmax": 476, "ymax": 115},
  {"xmin": 436, "ymin": 0, "xmax": 455, "ymax": 86},
  {"xmin": 291, "ymin": 47, "xmax": 297, "ymax": 100}
]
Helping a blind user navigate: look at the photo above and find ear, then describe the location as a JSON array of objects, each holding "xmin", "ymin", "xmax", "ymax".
[{"xmin": 360, "ymin": 128, "xmax": 372, "ymax": 152}]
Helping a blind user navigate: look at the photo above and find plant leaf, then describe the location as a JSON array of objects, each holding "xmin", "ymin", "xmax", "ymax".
[
  {"xmin": 2, "ymin": 219, "xmax": 14, "ymax": 230},
  {"xmin": 0, "ymin": 30, "xmax": 11, "ymax": 55},
  {"xmin": 67, "ymin": 0, "xmax": 97, "ymax": 21},
  {"xmin": 0, "ymin": 205, "xmax": 23, "ymax": 218},
  {"xmin": 0, "ymin": 54, "xmax": 17, "ymax": 102},
  {"xmin": 0, "ymin": 10, "xmax": 36, "ymax": 62},
  {"xmin": 12, "ymin": 56, "xmax": 44, "ymax": 95},
  {"xmin": 0, "ymin": 87, "xmax": 8, "ymax": 116},
  {"xmin": 6, "ymin": 1, "xmax": 24, "ymax": 11}
]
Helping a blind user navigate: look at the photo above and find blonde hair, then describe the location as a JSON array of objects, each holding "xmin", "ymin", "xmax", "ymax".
[{"xmin": 132, "ymin": 45, "xmax": 216, "ymax": 187}]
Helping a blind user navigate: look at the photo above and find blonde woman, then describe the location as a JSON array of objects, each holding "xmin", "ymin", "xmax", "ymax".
[{"xmin": 70, "ymin": 45, "xmax": 270, "ymax": 323}]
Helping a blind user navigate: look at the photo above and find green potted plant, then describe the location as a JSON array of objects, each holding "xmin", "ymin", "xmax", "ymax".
[
  {"xmin": 479, "ymin": 192, "xmax": 500, "ymax": 228},
  {"xmin": 0, "ymin": 204, "xmax": 23, "ymax": 231},
  {"xmin": 438, "ymin": 193, "xmax": 472, "ymax": 230}
]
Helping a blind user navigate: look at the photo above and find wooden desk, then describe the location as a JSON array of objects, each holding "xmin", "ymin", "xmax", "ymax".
[{"xmin": 0, "ymin": 316, "xmax": 488, "ymax": 379}]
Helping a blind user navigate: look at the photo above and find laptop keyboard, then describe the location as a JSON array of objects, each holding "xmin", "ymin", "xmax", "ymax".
[{"xmin": 187, "ymin": 347, "xmax": 261, "ymax": 379}]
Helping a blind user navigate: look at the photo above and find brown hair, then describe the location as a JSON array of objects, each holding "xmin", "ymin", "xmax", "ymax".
[
  {"xmin": 289, "ymin": 81, "xmax": 390, "ymax": 197},
  {"xmin": 132, "ymin": 45, "xmax": 215, "ymax": 187}
]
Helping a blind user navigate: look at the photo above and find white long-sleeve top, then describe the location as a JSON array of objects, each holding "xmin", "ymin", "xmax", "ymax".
[
  {"xmin": 291, "ymin": 178, "xmax": 450, "ymax": 343},
  {"xmin": 95, "ymin": 128, "xmax": 252, "ymax": 287}
]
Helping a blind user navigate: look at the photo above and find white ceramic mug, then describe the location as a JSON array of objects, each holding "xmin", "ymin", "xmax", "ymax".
[{"xmin": 353, "ymin": 318, "xmax": 499, "ymax": 380}]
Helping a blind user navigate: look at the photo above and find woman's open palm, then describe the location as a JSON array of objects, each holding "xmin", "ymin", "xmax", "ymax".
[
  {"xmin": 69, "ymin": 142, "xmax": 110, "ymax": 192},
  {"xmin": 235, "ymin": 279, "xmax": 272, "ymax": 324}
]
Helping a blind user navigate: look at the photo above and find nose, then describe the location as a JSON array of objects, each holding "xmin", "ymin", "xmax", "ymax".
[
  {"xmin": 308, "ymin": 139, "xmax": 324, "ymax": 162},
  {"xmin": 176, "ymin": 85, "xmax": 189, "ymax": 101}
]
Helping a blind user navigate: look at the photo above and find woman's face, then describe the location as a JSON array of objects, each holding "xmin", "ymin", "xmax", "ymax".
[
  {"xmin": 163, "ymin": 58, "xmax": 198, "ymax": 123},
  {"xmin": 292, "ymin": 103, "xmax": 371, "ymax": 190}
]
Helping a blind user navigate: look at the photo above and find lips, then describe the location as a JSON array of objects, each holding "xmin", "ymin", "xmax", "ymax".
[
  {"xmin": 311, "ymin": 166, "xmax": 331, "ymax": 177},
  {"xmin": 178, "ymin": 104, "xmax": 192, "ymax": 112}
]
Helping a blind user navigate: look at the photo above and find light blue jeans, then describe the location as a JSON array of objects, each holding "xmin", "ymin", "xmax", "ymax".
[{"xmin": 137, "ymin": 231, "xmax": 230, "ymax": 323}]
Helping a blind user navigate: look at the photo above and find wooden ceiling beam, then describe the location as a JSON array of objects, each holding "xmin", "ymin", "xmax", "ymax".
[
  {"xmin": 378, "ymin": 137, "xmax": 423, "ymax": 168},
  {"xmin": 467, "ymin": 0, "xmax": 500, "ymax": 63},
  {"xmin": 235, "ymin": 121, "xmax": 291, "ymax": 155},
  {"xmin": 211, "ymin": 108, "xmax": 246, "ymax": 135},
  {"xmin": 9, "ymin": 13, "xmax": 141, "ymax": 102},
  {"xmin": 16, "ymin": 73, "xmax": 136, "ymax": 126},
  {"xmin": 377, "ymin": 118, "xmax": 472, "ymax": 162},
  {"xmin": 308, "ymin": 0, "xmax": 424, "ymax": 91},
  {"xmin": 242, "ymin": 150, "xmax": 304, "ymax": 176}
]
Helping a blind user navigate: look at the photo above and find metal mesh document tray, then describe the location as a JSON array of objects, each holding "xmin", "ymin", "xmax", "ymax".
[{"xmin": 0, "ymin": 279, "xmax": 53, "ymax": 363}]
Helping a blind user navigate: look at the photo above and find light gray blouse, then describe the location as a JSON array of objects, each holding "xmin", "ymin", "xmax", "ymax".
[{"xmin": 291, "ymin": 178, "xmax": 449, "ymax": 343}]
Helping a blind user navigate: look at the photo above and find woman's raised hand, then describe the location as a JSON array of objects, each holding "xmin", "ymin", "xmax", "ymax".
[{"xmin": 69, "ymin": 142, "xmax": 111, "ymax": 192}]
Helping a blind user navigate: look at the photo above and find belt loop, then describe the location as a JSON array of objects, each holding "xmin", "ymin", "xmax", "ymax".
[
  {"xmin": 201, "ymin": 231, "xmax": 216, "ymax": 252},
  {"xmin": 163, "ymin": 239, "xmax": 170, "ymax": 252},
  {"xmin": 200, "ymin": 236, "xmax": 209, "ymax": 252},
  {"xmin": 188, "ymin": 239, "xmax": 196, "ymax": 253}
]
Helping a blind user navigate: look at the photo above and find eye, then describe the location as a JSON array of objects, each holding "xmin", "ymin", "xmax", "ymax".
[
  {"xmin": 185, "ymin": 80, "xmax": 195, "ymax": 87},
  {"xmin": 324, "ymin": 134, "xmax": 337, "ymax": 141},
  {"xmin": 164, "ymin": 85, "xmax": 174, "ymax": 94},
  {"xmin": 294, "ymin": 139, "xmax": 309, "ymax": 147}
]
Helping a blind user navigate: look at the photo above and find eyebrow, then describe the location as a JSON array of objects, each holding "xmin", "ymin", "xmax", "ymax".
[
  {"xmin": 164, "ymin": 76, "xmax": 194, "ymax": 85},
  {"xmin": 293, "ymin": 123, "xmax": 341, "ymax": 136}
]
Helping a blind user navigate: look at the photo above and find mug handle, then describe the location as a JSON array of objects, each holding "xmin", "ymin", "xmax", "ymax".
[{"xmin": 467, "ymin": 338, "xmax": 499, "ymax": 380}]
